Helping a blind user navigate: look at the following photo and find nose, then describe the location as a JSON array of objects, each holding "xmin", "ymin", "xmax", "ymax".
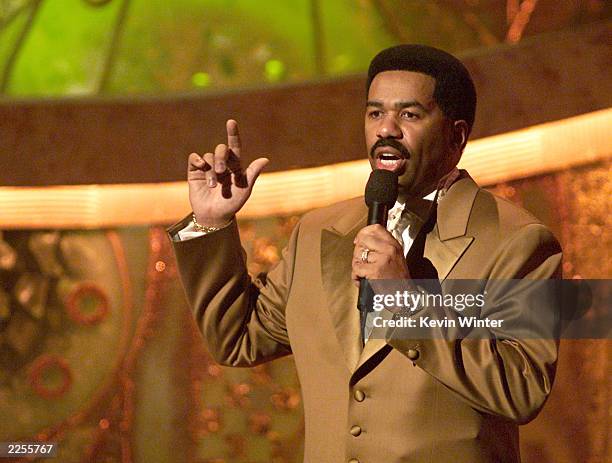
[{"xmin": 376, "ymin": 114, "xmax": 402, "ymax": 139}]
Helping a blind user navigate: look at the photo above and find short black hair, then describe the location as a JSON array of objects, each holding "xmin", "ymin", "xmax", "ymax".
[{"xmin": 367, "ymin": 44, "xmax": 477, "ymax": 133}]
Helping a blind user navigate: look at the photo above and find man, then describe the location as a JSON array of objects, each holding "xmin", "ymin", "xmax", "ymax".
[{"xmin": 169, "ymin": 45, "xmax": 562, "ymax": 462}]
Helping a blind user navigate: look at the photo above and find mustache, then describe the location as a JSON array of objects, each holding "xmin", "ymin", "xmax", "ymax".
[{"xmin": 370, "ymin": 139, "xmax": 410, "ymax": 160}]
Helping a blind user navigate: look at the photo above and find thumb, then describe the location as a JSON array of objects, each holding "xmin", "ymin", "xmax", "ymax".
[{"xmin": 246, "ymin": 157, "xmax": 269, "ymax": 185}]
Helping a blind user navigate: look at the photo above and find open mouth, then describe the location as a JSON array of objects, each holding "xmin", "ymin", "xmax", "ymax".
[
  {"xmin": 375, "ymin": 151, "xmax": 407, "ymax": 171},
  {"xmin": 378, "ymin": 153, "xmax": 402, "ymax": 164}
]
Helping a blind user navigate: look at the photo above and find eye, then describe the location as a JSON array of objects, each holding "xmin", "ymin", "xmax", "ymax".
[
  {"xmin": 367, "ymin": 109, "xmax": 383, "ymax": 119},
  {"xmin": 400, "ymin": 110, "xmax": 419, "ymax": 120}
]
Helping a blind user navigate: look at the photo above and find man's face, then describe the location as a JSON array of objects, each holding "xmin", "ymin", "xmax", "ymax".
[{"xmin": 365, "ymin": 70, "xmax": 460, "ymax": 198}]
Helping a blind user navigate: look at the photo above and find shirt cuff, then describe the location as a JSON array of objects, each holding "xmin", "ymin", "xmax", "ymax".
[
  {"xmin": 175, "ymin": 221, "xmax": 207, "ymax": 241},
  {"xmin": 174, "ymin": 217, "xmax": 233, "ymax": 241}
]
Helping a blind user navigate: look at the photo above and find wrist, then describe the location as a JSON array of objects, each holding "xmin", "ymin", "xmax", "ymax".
[{"xmin": 192, "ymin": 213, "xmax": 233, "ymax": 232}]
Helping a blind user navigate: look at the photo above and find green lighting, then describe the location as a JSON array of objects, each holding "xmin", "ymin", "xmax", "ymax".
[
  {"xmin": 265, "ymin": 59, "xmax": 286, "ymax": 82},
  {"xmin": 331, "ymin": 54, "xmax": 351, "ymax": 73},
  {"xmin": 191, "ymin": 72, "xmax": 211, "ymax": 88},
  {"xmin": 0, "ymin": 0, "xmax": 394, "ymax": 96}
]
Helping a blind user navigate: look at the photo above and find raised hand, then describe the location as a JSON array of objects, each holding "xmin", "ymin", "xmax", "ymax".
[{"xmin": 188, "ymin": 119, "xmax": 269, "ymax": 227}]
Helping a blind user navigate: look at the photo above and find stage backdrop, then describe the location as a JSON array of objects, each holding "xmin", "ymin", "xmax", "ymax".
[
  {"xmin": 0, "ymin": 158, "xmax": 609, "ymax": 463},
  {"xmin": 1, "ymin": 4, "xmax": 610, "ymax": 462}
]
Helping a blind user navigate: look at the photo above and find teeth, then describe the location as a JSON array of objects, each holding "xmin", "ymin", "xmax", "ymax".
[
  {"xmin": 380, "ymin": 159, "xmax": 399, "ymax": 165},
  {"xmin": 379, "ymin": 153, "xmax": 400, "ymax": 160}
]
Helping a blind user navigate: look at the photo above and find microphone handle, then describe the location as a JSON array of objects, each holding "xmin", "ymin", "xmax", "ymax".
[{"xmin": 367, "ymin": 202, "xmax": 389, "ymax": 228}]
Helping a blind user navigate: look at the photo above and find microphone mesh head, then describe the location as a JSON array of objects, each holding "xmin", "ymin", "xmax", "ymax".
[{"xmin": 365, "ymin": 169, "xmax": 399, "ymax": 207}]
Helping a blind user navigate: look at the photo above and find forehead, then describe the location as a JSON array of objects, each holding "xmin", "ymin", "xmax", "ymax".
[{"xmin": 367, "ymin": 70, "xmax": 436, "ymax": 103}]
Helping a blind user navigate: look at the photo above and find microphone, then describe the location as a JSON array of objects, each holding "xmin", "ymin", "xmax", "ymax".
[{"xmin": 358, "ymin": 169, "xmax": 399, "ymax": 345}]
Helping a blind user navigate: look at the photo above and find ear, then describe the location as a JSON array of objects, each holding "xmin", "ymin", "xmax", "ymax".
[{"xmin": 451, "ymin": 120, "xmax": 469, "ymax": 152}]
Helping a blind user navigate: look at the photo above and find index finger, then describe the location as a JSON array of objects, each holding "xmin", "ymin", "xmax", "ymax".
[
  {"xmin": 355, "ymin": 224, "xmax": 394, "ymax": 242},
  {"xmin": 226, "ymin": 119, "xmax": 242, "ymax": 158},
  {"xmin": 355, "ymin": 225, "xmax": 402, "ymax": 249}
]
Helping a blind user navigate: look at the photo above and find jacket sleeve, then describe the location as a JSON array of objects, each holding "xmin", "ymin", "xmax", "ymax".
[
  {"xmin": 386, "ymin": 223, "xmax": 562, "ymax": 424},
  {"xmin": 169, "ymin": 217, "xmax": 297, "ymax": 367}
]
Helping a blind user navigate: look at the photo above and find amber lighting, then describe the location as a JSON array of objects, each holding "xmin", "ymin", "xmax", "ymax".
[{"xmin": 0, "ymin": 109, "xmax": 610, "ymax": 229}]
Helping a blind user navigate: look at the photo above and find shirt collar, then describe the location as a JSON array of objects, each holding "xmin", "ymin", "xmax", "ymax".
[{"xmin": 390, "ymin": 167, "xmax": 462, "ymax": 223}]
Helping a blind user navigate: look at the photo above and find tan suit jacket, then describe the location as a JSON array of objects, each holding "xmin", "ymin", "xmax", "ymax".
[{"xmin": 169, "ymin": 174, "xmax": 562, "ymax": 463}]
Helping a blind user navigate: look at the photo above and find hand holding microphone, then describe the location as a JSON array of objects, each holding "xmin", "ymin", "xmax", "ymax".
[
  {"xmin": 352, "ymin": 170, "xmax": 409, "ymax": 285},
  {"xmin": 353, "ymin": 170, "xmax": 410, "ymax": 343}
]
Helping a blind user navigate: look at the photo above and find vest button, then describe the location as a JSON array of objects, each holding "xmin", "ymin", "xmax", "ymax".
[
  {"xmin": 350, "ymin": 425, "xmax": 362, "ymax": 437},
  {"xmin": 407, "ymin": 348, "xmax": 420, "ymax": 360},
  {"xmin": 354, "ymin": 390, "xmax": 366, "ymax": 402}
]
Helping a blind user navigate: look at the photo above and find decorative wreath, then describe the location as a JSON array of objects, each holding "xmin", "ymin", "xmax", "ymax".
[
  {"xmin": 64, "ymin": 282, "xmax": 110, "ymax": 326},
  {"xmin": 28, "ymin": 354, "xmax": 73, "ymax": 400}
]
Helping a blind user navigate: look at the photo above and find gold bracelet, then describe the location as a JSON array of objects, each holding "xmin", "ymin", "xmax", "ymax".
[{"xmin": 192, "ymin": 214, "xmax": 225, "ymax": 233}]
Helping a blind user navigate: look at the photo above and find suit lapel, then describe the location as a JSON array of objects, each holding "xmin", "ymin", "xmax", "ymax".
[
  {"xmin": 352, "ymin": 309, "xmax": 393, "ymax": 373},
  {"xmin": 426, "ymin": 175, "xmax": 480, "ymax": 280},
  {"xmin": 425, "ymin": 234, "xmax": 474, "ymax": 280},
  {"xmin": 320, "ymin": 203, "xmax": 367, "ymax": 373}
]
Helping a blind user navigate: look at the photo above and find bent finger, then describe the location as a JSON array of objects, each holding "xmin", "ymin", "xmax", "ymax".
[
  {"xmin": 353, "ymin": 246, "xmax": 378, "ymax": 264},
  {"xmin": 214, "ymin": 144, "xmax": 228, "ymax": 174},
  {"xmin": 202, "ymin": 152, "xmax": 217, "ymax": 187},
  {"xmin": 188, "ymin": 152, "xmax": 207, "ymax": 172},
  {"xmin": 356, "ymin": 233, "xmax": 402, "ymax": 254},
  {"xmin": 358, "ymin": 224, "xmax": 399, "ymax": 245},
  {"xmin": 351, "ymin": 263, "xmax": 371, "ymax": 281}
]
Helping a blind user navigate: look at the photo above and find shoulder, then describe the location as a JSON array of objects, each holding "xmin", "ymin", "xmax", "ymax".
[
  {"xmin": 444, "ymin": 173, "xmax": 550, "ymax": 233},
  {"xmin": 473, "ymin": 188, "xmax": 545, "ymax": 230},
  {"xmin": 469, "ymin": 187, "xmax": 561, "ymax": 255},
  {"xmin": 441, "ymin": 173, "xmax": 560, "ymax": 249},
  {"xmin": 438, "ymin": 174, "xmax": 553, "ymax": 242}
]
